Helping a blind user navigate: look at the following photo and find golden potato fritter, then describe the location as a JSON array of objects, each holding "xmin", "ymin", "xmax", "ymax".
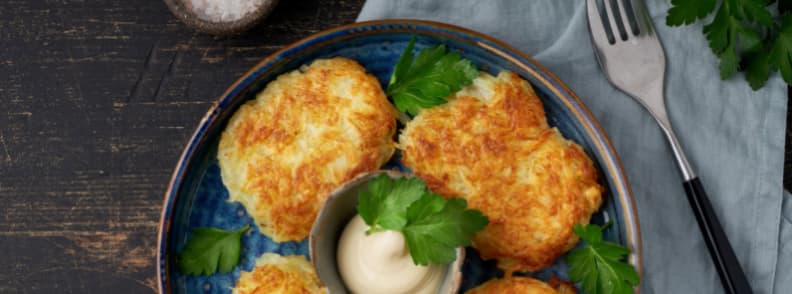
[
  {"xmin": 400, "ymin": 72, "xmax": 602, "ymax": 273},
  {"xmin": 219, "ymin": 58, "xmax": 398, "ymax": 242},
  {"xmin": 466, "ymin": 276, "xmax": 574, "ymax": 294},
  {"xmin": 233, "ymin": 253, "xmax": 326, "ymax": 294}
]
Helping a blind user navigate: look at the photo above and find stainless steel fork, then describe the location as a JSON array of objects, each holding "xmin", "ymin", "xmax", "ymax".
[{"xmin": 586, "ymin": 0, "xmax": 753, "ymax": 293}]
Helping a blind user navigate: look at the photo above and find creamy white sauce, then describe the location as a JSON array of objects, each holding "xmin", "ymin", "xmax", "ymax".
[{"xmin": 337, "ymin": 215, "xmax": 445, "ymax": 294}]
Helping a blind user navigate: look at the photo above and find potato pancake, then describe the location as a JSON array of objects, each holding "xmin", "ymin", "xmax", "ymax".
[
  {"xmin": 218, "ymin": 57, "xmax": 398, "ymax": 242},
  {"xmin": 233, "ymin": 253, "xmax": 326, "ymax": 294},
  {"xmin": 466, "ymin": 276, "xmax": 574, "ymax": 294},
  {"xmin": 400, "ymin": 71, "xmax": 602, "ymax": 272}
]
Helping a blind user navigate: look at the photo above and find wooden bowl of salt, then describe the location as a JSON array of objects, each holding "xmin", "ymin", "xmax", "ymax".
[{"xmin": 164, "ymin": 0, "xmax": 279, "ymax": 35}]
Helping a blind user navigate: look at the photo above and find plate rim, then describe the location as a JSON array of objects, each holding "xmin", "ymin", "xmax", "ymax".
[{"xmin": 156, "ymin": 19, "xmax": 642, "ymax": 293}]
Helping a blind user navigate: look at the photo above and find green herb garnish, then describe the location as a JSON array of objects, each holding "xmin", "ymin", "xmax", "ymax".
[
  {"xmin": 666, "ymin": 0, "xmax": 791, "ymax": 90},
  {"xmin": 386, "ymin": 37, "xmax": 479, "ymax": 115},
  {"xmin": 566, "ymin": 223, "xmax": 640, "ymax": 294},
  {"xmin": 177, "ymin": 224, "xmax": 249, "ymax": 276},
  {"xmin": 357, "ymin": 174, "xmax": 489, "ymax": 266}
]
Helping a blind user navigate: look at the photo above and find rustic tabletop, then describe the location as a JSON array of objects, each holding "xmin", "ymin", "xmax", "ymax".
[{"xmin": 0, "ymin": 0, "xmax": 789, "ymax": 293}]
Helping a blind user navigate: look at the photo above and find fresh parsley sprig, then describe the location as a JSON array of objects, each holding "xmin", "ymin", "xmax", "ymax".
[
  {"xmin": 357, "ymin": 174, "xmax": 489, "ymax": 266},
  {"xmin": 566, "ymin": 223, "xmax": 640, "ymax": 294},
  {"xmin": 177, "ymin": 224, "xmax": 249, "ymax": 276},
  {"xmin": 666, "ymin": 0, "xmax": 791, "ymax": 90},
  {"xmin": 386, "ymin": 37, "xmax": 479, "ymax": 115}
]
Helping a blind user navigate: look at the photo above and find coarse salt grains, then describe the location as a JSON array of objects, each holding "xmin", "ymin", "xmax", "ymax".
[{"xmin": 190, "ymin": 0, "xmax": 261, "ymax": 22}]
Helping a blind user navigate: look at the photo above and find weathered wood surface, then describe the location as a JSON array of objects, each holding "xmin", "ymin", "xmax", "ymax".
[
  {"xmin": 0, "ymin": 0, "xmax": 789, "ymax": 293},
  {"xmin": 0, "ymin": 0, "xmax": 364, "ymax": 293}
]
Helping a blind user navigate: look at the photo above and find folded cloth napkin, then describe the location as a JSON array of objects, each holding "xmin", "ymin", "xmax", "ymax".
[{"xmin": 358, "ymin": 1, "xmax": 789, "ymax": 293}]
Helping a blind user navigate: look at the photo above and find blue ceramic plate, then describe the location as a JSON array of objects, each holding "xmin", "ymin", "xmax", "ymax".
[{"xmin": 157, "ymin": 20, "xmax": 642, "ymax": 293}]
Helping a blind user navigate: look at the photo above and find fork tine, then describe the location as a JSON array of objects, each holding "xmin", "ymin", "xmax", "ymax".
[
  {"xmin": 631, "ymin": 0, "xmax": 655, "ymax": 36},
  {"xmin": 586, "ymin": 0, "xmax": 611, "ymax": 46},
  {"xmin": 615, "ymin": 0, "xmax": 636, "ymax": 36},
  {"xmin": 602, "ymin": 0, "xmax": 624, "ymax": 41}
]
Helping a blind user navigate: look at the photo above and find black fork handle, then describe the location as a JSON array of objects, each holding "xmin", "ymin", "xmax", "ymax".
[{"xmin": 683, "ymin": 177, "xmax": 753, "ymax": 294}]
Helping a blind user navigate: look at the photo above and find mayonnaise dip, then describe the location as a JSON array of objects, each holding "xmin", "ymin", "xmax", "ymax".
[{"xmin": 336, "ymin": 214, "xmax": 445, "ymax": 294}]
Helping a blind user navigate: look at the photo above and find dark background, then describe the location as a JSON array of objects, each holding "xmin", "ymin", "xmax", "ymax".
[{"xmin": 0, "ymin": 0, "xmax": 789, "ymax": 293}]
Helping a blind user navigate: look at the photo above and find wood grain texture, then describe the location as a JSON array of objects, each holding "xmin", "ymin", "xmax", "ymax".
[
  {"xmin": 0, "ymin": 0, "xmax": 364, "ymax": 293},
  {"xmin": 0, "ymin": 1, "xmax": 789, "ymax": 293}
]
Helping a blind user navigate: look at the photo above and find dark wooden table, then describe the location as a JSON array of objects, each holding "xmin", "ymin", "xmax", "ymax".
[{"xmin": 0, "ymin": 1, "xmax": 789, "ymax": 293}]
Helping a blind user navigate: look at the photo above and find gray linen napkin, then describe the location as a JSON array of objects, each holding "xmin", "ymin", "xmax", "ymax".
[{"xmin": 357, "ymin": 1, "xmax": 789, "ymax": 293}]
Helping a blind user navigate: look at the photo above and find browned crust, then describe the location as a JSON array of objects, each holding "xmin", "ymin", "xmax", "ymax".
[
  {"xmin": 234, "ymin": 254, "xmax": 326, "ymax": 294},
  {"xmin": 401, "ymin": 72, "xmax": 602, "ymax": 273},
  {"xmin": 218, "ymin": 57, "xmax": 398, "ymax": 242},
  {"xmin": 548, "ymin": 276, "xmax": 577, "ymax": 294},
  {"xmin": 466, "ymin": 276, "xmax": 566, "ymax": 294}
]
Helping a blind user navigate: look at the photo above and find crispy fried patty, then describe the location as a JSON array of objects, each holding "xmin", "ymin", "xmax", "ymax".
[
  {"xmin": 466, "ymin": 276, "xmax": 574, "ymax": 294},
  {"xmin": 218, "ymin": 57, "xmax": 397, "ymax": 242},
  {"xmin": 400, "ymin": 72, "xmax": 602, "ymax": 272},
  {"xmin": 233, "ymin": 253, "xmax": 326, "ymax": 294}
]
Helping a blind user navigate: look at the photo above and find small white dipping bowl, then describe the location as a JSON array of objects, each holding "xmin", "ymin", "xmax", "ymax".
[{"xmin": 309, "ymin": 170, "xmax": 464, "ymax": 294}]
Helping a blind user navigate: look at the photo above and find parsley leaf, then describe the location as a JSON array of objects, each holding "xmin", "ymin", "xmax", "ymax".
[
  {"xmin": 745, "ymin": 48, "xmax": 772, "ymax": 89},
  {"xmin": 667, "ymin": 0, "xmax": 791, "ymax": 89},
  {"xmin": 666, "ymin": 0, "xmax": 717, "ymax": 26},
  {"xmin": 703, "ymin": 3, "xmax": 742, "ymax": 78},
  {"xmin": 719, "ymin": 46, "xmax": 740, "ymax": 79},
  {"xmin": 566, "ymin": 224, "xmax": 639, "ymax": 294},
  {"xmin": 403, "ymin": 195, "xmax": 488, "ymax": 266},
  {"xmin": 728, "ymin": 0, "xmax": 773, "ymax": 27},
  {"xmin": 178, "ymin": 225, "xmax": 248, "ymax": 276},
  {"xmin": 357, "ymin": 175, "xmax": 489, "ymax": 265},
  {"xmin": 738, "ymin": 26, "xmax": 762, "ymax": 52},
  {"xmin": 386, "ymin": 37, "xmax": 479, "ymax": 115},
  {"xmin": 357, "ymin": 174, "xmax": 426, "ymax": 233},
  {"xmin": 769, "ymin": 14, "xmax": 792, "ymax": 83}
]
